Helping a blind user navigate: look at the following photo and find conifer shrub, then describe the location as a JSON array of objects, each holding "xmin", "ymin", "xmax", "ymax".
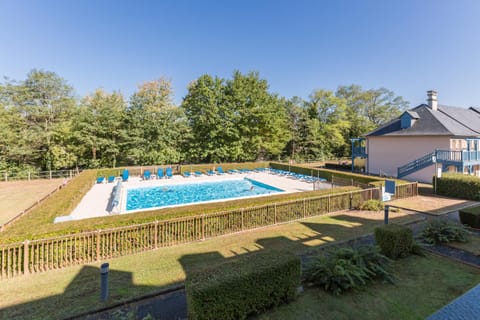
[
  {"xmin": 303, "ymin": 245, "xmax": 393, "ymax": 296},
  {"xmin": 421, "ymin": 219, "xmax": 469, "ymax": 244}
]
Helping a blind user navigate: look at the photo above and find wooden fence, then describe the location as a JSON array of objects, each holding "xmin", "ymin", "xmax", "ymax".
[{"xmin": 0, "ymin": 182, "xmax": 417, "ymax": 279}]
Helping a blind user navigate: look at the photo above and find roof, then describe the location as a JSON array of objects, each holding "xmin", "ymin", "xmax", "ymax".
[{"xmin": 367, "ymin": 104, "xmax": 480, "ymax": 137}]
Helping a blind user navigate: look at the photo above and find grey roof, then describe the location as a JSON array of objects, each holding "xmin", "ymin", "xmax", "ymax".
[
  {"xmin": 367, "ymin": 104, "xmax": 480, "ymax": 137},
  {"xmin": 406, "ymin": 110, "xmax": 419, "ymax": 119}
]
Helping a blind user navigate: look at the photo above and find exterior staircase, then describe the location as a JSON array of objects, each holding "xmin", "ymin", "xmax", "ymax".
[{"xmin": 397, "ymin": 152, "xmax": 436, "ymax": 179}]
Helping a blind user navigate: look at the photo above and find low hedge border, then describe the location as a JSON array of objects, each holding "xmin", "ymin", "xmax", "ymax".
[
  {"xmin": 374, "ymin": 224, "xmax": 414, "ymax": 259},
  {"xmin": 186, "ymin": 250, "xmax": 301, "ymax": 320},
  {"xmin": 459, "ymin": 206, "xmax": 480, "ymax": 229},
  {"xmin": 0, "ymin": 177, "xmax": 360, "ymax": 243}
]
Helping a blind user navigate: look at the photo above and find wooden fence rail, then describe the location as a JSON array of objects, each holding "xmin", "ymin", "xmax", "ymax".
[{"xmin": 0, "ymin": 182, "xmax": 417, "ymax": 279}]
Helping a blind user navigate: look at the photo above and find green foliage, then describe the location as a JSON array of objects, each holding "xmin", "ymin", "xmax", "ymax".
[
  {"xmin": 459, "ymin": 206, "xmax": 480, "ymax": 228},
  {"xmin": 304, "ymin": 245, "xmax": 393, "ymax": 295},
  {"xmin": 359, "ymin": 199, "xmax": 384, "ymax": 211},
  {"xmin": 433, "ymin": 173, "xmax": 480, "ymax": 200},
  {"xmin": 421, "ymin": 219, "xmax": 469, "ymax": 245},
  {"xmin": 186, "ymin": 251, "xmax": 301, "ymax": 320},
  {"xmin": 374, "ymin": 224, "xmax": 414, "ymax": 259}
]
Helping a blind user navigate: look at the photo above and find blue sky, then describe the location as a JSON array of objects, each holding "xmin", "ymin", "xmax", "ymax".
[{"xmin": 1, "ymin": 0, "xmax": 480, "ymax": 107}]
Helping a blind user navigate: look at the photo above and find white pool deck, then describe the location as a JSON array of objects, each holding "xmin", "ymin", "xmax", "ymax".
[{"xmin": 65, "ymin": 172, "xmax": 332, "ymax": 221}]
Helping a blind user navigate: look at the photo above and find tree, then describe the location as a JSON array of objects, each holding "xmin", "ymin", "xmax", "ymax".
[
  {"xmin": 74, "ymin": 89, "xmax": 126, "ymax": 168},
  {"xmin": 225, "ymin": 71, "xmax": 290, "ymax": 161},
  {"xmin": 182, "ymin": 74, "xmax": 239, "ymax": 163},
  {"xmin": 0, "ymin": 70, "xmax": 77, "ymax": 170},
  {"xmin": 124, "ymin": 79, "xmax": 187, "ymax": 165}
]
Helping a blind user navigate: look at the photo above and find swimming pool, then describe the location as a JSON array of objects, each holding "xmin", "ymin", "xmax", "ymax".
[{"xmin": 125, "ymin": 178, "xmax": 283, "ymax": 211}]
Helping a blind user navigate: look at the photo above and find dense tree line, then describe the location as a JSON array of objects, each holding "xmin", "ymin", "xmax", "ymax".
[{"xmin": 0, "ymin": 69, "xmax": 408, "ymax": 172}]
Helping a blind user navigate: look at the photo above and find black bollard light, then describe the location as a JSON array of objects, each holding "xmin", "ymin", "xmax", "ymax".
[
  {"xmin": 384, "ymin": 205, "xmax": 389, "ymax": 225},
  {"xmin": 100, "ymin": 262, "xmax": 109, "ymax": 302}
]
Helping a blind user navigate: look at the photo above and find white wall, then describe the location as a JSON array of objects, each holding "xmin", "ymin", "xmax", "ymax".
[{"xmin": 367, "ymin": 136, "xmax": 451, "ymax": 183}]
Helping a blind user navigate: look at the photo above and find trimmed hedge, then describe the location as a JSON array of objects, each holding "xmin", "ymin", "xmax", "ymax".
[
  {"xmin": 270, "ymin": 162, "xmax": 405, "ymax": 187},
  {"xmin": 180, "ymin": 162, "xmax": 269, "ymax": 174},
  {"xmin": 186, "ymin": 251, "xmax": 301, "ymax": 320},
  {"xmin": 459, "ymin": 206, "xmax": 480, "ymax": 229},
  {"xmin": 374, "ymin": 224, "xmax": 413, "ymax": 259},
  {"xmin": 0, "ymin": 170, "xmax": 359, "ymax": 242},
  {"xmin": 433, "ymin": 173, "xmax": 480, "ymax": 200}
]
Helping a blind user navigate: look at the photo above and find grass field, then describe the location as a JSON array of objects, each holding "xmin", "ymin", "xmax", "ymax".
[
  {"xmin": 0, "ymin": 210, "xmax": 422, "ymax": 320},
  {"xmin": 0, "ymin": 179, "xmax": 64, "ymax": 225},
  {"xmin": 255, "ymin": 253, "xmax": 480, "ymax": 320},
  {"xmin": 389, "ymin": 195, "xmax": 479, "ymax": 215}
]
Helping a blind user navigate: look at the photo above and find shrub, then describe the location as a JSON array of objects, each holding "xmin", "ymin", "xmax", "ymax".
[
  {"xmin": 433, "ymin": 173, "xmax": 480, "ymax": 200},
  {"xmin": 186, "ymin": 251, "xmax": 301, "ymax": 320},
  {"xmin": 374, "ymin": 224, "xmax": 413, "ymax": 259},
  {"xmin": 421, "ymin": 219, "xmax": 469, "ymax": 244},
  {"xmin": 359, "ymin": 199, "xmax": 384, "ymax": 211},
  {"xmin": 303, "ymin": 245, "xmax": 393, "ymax": 296},
  {"xmin": 459, "ymin": 206, "xmax": 480, "ymax": 229}
]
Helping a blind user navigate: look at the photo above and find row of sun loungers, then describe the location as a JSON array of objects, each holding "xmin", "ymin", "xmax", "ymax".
[{"xmin": 269, "ymin": 168, "xmax": 327, "ymax": 183}]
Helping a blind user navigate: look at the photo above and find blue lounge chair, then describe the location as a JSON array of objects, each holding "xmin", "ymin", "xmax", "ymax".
[
  {"xmin": 227, "ymin": 169, "xmax": 238, "ymax": 174},
  {"xmin": 107, "ymin": 176, "xmax": 115, "ymax": 183},
  {"xmin": 207, "ymin": 169, "xmax": 215, "ymax": 176},
  {"xmin": 166, "ymin": 167, "xmax": 173, "ymax": 178},
  {"xmin": 157, "ymin": 168, "xmax": 164, "ymax": 179},
  {"xmin": 96, "ymin": 176, "xmax": 105, "ymax": 184},
  {"xmin": 143, "ymin": 170, "xmax": 151, "ymax": 180},
  {"xmin": 122, "ymin": 169, "xmax": 129, "ymax": 182},
  {"xmin": 183, "ymin": 171, "xmax": 191, "ymax": 178},
  {"xmin": 194, "ymin": 171, "xmax": 203, "ymax": 177},
  {"xmin": 217, "ymin": 167, "xmax": 225, "ymax": 175}
]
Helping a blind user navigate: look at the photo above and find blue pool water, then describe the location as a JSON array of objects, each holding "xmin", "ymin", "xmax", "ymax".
[{"xmin": 126, "ymin": 178, "xmax": 283, "ymax": 211}]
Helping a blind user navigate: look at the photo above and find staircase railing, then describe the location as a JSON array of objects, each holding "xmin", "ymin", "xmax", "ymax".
[{"xmin": 397, "ymin": 152, "xmax": 435, "ymax": 178}]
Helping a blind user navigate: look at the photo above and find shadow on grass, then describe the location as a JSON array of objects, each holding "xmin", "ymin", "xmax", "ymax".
[
  {"xmin": 0, "ymin": 265, "xmax": 173, "ymax": 320},
  {"xmin": 0, "ymin": 212, "xmax": 422, "ymax": 319}
]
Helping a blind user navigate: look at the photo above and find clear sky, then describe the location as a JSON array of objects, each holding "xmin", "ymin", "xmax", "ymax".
[{"xmin": 1, "ymin": 0, "xmax": 480, "ymax": 108}]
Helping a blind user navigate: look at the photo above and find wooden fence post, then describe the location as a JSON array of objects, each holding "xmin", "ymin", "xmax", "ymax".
[
  {"xmin": 23, "ymin": 240, "xmax": 29, "ymax": 275},
  {"xmin": 241, "ymin": 209, "xmax": 244, "ymax": 230},
  {"xmin": 274, "ymin": 204, "xmax": 277, "ymax": 224},
  {"xmin": 201, "ymin": 214, "xmax": 205, "ymax": 240},
  {"xmin": 96, "ymin": 230, "xmax": 101, "ymax": 261},
  {"xmin": 154, "ymin": 221, "xmax": 159, "ymax": 249},
  {"xmin": 49, "ymin": 171, "xmax": 52, "ymax": 180},
  {"xmin": 303, "ymin": 199, "xmax": 306, "ymax": 218},
  {"xmin": 327, "ymin": 195, "xmax": 331, "ymax": 212}
]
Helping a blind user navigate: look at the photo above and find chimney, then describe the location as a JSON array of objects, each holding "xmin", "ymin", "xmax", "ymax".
[{"xmin": 427, "ymin": 90, "xmax": 438, "ymax": 111}]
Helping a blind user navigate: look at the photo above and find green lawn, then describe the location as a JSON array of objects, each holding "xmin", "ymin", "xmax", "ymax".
[
  {"xmin": 0, "ymin": 211, "xmax": 421, "ymax": 320},
  {"xmin": 0, "ymin": 179, "xmax": 64, "ymax": 225},
  {"xmin": 256, "ymin": 253, "xmax": 480, "ymax": 320}
]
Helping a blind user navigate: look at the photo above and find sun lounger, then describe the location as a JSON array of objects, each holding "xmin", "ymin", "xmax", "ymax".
[
  {"xmin": 157, "ymin": 168, "xmax": 164, "ymax": 179},
  {"xmin": 227, "ymin": 169, "xmax": 239, "ymax": 174},
  {"xmin": 143, "ymin": 170, "xmax": 151, "ymax": 180},
  {"xmin": 207, "ymin": 169, "xmax": 215, "ymax": 176},
  {"xmin": 122, "ymin": 169, "xmax": 129, "ymax": 182},
  {"xmin": 183, "ymin": 171, "xmax": 191, "ymax": 178},
  {"xmin": 194, "ymin": 171, "xmax": 202, "ymax": 177},
  {"xmin": 217, "ymin": 167, "xmax": 225, "ymax": 175},
  {"xmin": 107, "ymin": 176, "xmax": 116, "ymax": 183},
  {"xmin": 166, "ymin": 167, "xmax": 173, "ymax": 178},
  {"xmin": 96, "ymin": 176, "xmax": 105, "ymax": 184}
]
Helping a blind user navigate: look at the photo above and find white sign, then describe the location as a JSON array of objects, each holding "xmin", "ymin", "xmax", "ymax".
[{"xmin": 437, "ymin": 167, "xmax": 442, "ymax": 178}]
